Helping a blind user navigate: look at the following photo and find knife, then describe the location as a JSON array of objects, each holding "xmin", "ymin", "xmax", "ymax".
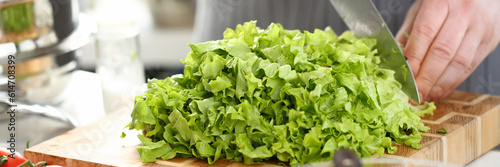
[{"xmin": 329, "ymin": 0, "xmax": 420, "ymax": 103}]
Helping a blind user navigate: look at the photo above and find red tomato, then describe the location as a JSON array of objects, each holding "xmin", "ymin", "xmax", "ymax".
[{"xmin": 0, "ymin": 146, "xmax": 27, "ymax": 167}]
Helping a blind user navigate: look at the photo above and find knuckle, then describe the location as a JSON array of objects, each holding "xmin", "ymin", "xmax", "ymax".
[
  {"xmin": 482, "ymin": 16, "xmax": 494, "ymax": 36},
  {"xmin": 414, "ymin": 24, "xmax": 438, "ymax": 42},
  {"xmin": 470, "ymin": 51, "xmax": 483, "ymax": 68},
  {"xmin": 450, "ymin": 54, "xmax": 471, "ymax": 72},
  {"xmin": 463, "ymin": 0, "xmax": 475, "ymax": 6},
  {"xmin": 461, "ymin": 0, "xmax": 476, "ymax": 14},
  {"xmin": 464, "ymin": 65, "xmax": 474, "ymax": 76},
  {"xmin": 430, "ymin": 87, "xmax": 445, "ymax": 101},
  {"xmin": 404, "ymin": 53, "xmax": 424, "ymax": 75},
  {"xmin": 430, "ymin": 42, "xmax": 455, "ymax": 62},
  {"xmin": 435, "ymin": 84, "xmax": 447, "ymax": 96},
  {"xmin": 406, "ymin": 52, "xmax": 423, "ymax": 65},
  {"xmin": 420, "ymin": 74, "xmax": 437, "ymax": 90}
]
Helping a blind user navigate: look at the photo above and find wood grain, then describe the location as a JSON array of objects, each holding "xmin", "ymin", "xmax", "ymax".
[{"xmin": 24, "ymin": 91, "xmax": 500, "ymax": 166}]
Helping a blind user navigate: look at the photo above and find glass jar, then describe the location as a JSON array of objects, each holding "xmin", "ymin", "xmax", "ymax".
[{"xmin": 95, "ymin": 18, "xmax": 145, "ymax": 114}]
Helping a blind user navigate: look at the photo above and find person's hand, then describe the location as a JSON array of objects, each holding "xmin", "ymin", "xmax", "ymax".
[{"xmin": 395, "ymin": 0, "xmax": 500, "ymax": 103}]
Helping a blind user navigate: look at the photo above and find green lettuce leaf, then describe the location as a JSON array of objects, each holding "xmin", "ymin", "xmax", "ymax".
[{"xmin": 124, "ymin": 21, "xmax": 435, "ymax": 166}]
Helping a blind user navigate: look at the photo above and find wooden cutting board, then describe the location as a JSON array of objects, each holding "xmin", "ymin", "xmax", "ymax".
[{"xmin": 24, "ymin": 91, "xmax": 500, "ymax": 166}]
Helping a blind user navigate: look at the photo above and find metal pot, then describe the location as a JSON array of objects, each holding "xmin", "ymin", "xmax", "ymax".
[{"xmin": 0, "ymin": 0, "xmax": 95, "ymax": 96}]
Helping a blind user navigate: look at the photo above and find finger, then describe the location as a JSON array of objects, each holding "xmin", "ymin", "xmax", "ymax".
[
  {"xmin": 439, "ymin": 42, "xmax": 491, "ymax": 100},
  {"xmin": 478, "ymin": 22, "xmax": 500, "ymax": 57},
  {"xmin": 438, "ymin": 8, "xmax": 500, "ymax": 100},
  {"xmin": 395, "ymin": 0, "xmax": 422, "ymax": 46},
  {"xmin": 416, "ymin": 14, "xmax": 468, "ymax": 102},
  {"xmin": 403, "ymin": 0, "xmax": 449, "ymax": 77},
  {"xmin": 427, "ymin": 28, "xmax": 480, "ymax": 101}
]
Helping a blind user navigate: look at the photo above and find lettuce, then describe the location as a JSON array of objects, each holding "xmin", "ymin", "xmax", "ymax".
[{"xmin": 123, "ymin": 21, "xmax": 435, "ymax": 166}]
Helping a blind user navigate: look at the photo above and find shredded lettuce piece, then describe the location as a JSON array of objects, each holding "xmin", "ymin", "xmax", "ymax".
[{"xmin": 123, "ymin": 21, "xmax": 435, "ymax": 166}]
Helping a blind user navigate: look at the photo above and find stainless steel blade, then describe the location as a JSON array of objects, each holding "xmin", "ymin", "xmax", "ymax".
[{"xmin": 329, "ymin": 0, "xmax": 420, "ymax": 103}]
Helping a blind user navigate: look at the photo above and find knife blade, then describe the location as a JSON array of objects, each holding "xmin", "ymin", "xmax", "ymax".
[{"xmin": 329, "ymin": 0, "xmax": 420, "ymax": 103}]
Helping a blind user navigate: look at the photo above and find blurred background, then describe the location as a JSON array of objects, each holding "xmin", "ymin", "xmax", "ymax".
[{"xmin": 79, "ymin": 0, "xmax": 194, "ymax": 80}]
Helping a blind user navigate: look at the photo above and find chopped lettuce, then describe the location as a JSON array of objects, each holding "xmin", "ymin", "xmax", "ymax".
[{"xmin": 123, "ymin": 21, "xmax": 435, "ymax": 166}]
